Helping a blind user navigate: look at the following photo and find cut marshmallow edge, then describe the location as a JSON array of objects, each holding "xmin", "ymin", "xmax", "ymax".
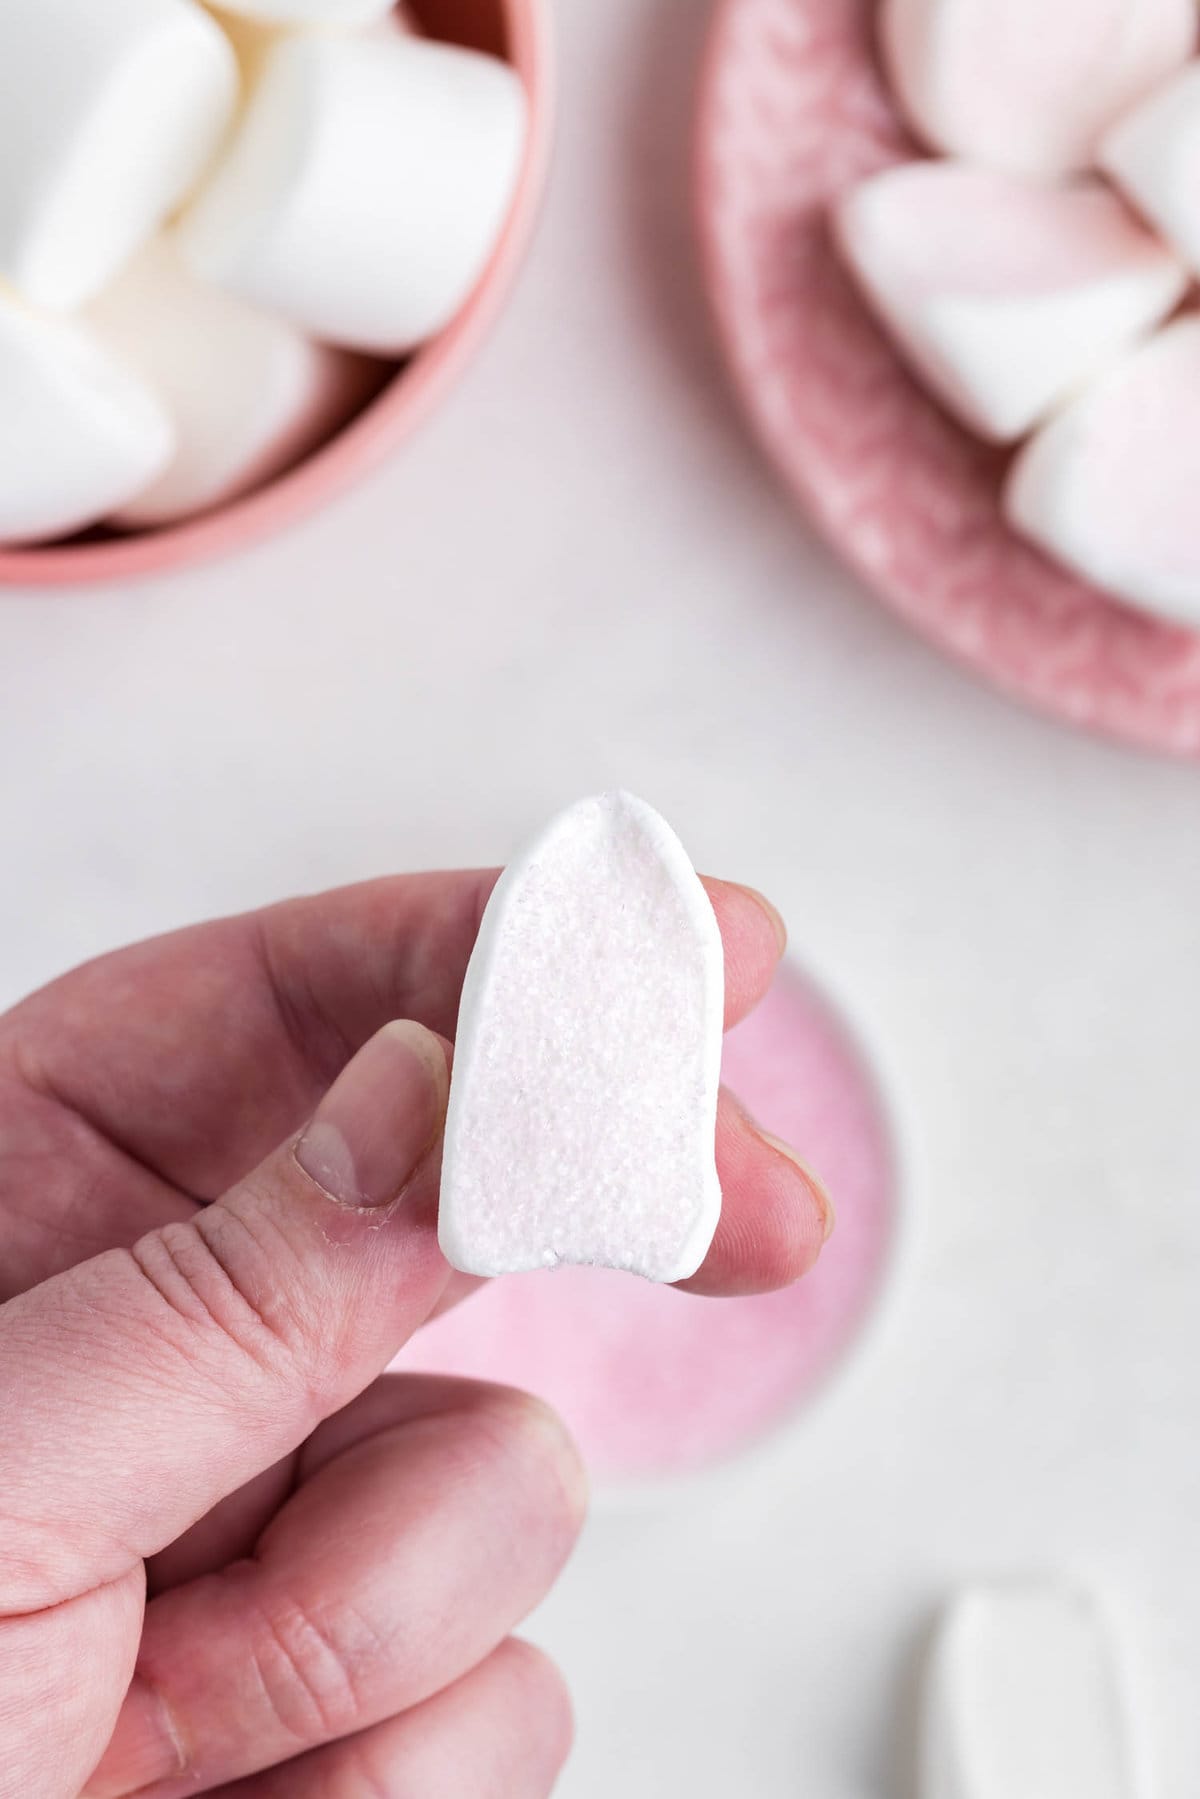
[
  {"xmin": 0, "ymin": 0, "xmax": 527, "ymax": 545},
  {"xmin": 438, "ymin": 793, "xmax": 725, "ymax": 1285}
]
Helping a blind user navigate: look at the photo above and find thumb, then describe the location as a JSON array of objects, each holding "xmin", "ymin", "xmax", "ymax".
[{"xmin": 0, "ymin": 1021, "xmax": 452, "ymax": 1618}]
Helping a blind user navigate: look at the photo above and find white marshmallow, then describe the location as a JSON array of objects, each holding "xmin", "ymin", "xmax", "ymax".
[
  {"xmin": 0, "ymin": 0, "xmax": 237, "ymax": 311},
  {"xmin": 1102, "ymin": 64, "xmax": 1200, "ymax": 279},
  {"xmin": 1006, "ymin": 316, "xmax": 1200, "ymax": 626},
  {"xmin": 89, "ymin": 241, "xmax": 372, "ymax": 529},
  {"xmin": 439, "ymin": 793, "xmax": 725, "ymax": 1284},
  {"xmin": 0, "ymin": 289, "xmax": 174, "ymax": 546},
  {"xmin": 922, "ymin": 1584, "xmax": 1135, "ymax": 1799},
  {"xmin": 880, "ymin": 0, "xmax": 1196, "ymax": 178},
  {"xmin": 177, "ymin": 33, "xmax": 526, "ymax": 353},
  {"xmin": 835, "ymin": 163, "xmax": 1186, "ymax": 443},
  {"xmin": 212, "ymin": 0, "xmax": 395, "ymax": 23}
]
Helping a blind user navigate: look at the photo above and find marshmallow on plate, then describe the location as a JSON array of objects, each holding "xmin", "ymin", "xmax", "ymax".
[
  {"xmin": 177, "ymin": 33, "xmax": 526, "ymax": 353},
  {"xmin": 0, "ymin": 0, "xmax": 237, "ymax": 312},
  {"xmin": 212, "ymin": 0, "xmax": 396, "ymax": 23},
  {"xmin": 0, "ymin": 289, "xmax": 173, "ymax": 545},
  {"xmin": 439, "ymin": 793, "xmax": 725, "ymax": 1285},
  {"xmin": 89, "ymin": 241, "xmax": 374, "ymax": 529},
  {"xmin": 1006, "ymin": 317, "xmax": 1200, "ymax": 626},
  {"xmin": 880, "ymin": 0, "xmax": 1197, "ymax": 178},
  {"xmin": 1102, "ymin": 64, "xmax": 1200, "ymax": 278},
  {"xmin": 922, "ymin": 1583, "xmax": 1135, "ymax": 1799},
  {"xmin": 835, "ymin": 163, "xmax": 1187, "ymax": 443}
]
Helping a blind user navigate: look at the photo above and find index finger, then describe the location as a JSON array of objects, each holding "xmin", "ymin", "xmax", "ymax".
[{"xmin": 5, "ymin": 872, "xmax": 786, "ymax": 1202}]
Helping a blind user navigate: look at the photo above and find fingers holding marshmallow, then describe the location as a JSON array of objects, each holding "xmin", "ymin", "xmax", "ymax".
[
  {"xmin": 0, "ymin": 0, "xmax": 237, "ymax": 312},
  {"xmin": 177, "ymin": 32, "xmax": 527, "ymax": 354},
  {"xmin": 835, "ymin": 163, "xmax": 1186, "ymax": 443},
  {"xmin": 880, "ymin": 0, "xmax": 1197, "ymax": 178}
]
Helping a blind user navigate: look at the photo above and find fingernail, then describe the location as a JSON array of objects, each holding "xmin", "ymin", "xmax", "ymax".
[
  {"xmin": 734, "ymin": 883, "xmax": 788, "ymax": 958},
  {"xmin": 82, "ymin": 1676, "xmax": 184, "ymax": 1797},
  {"xmin": 757, "ymin": 1131, "xmax": 836, "ymax": 1241},
  {"xmin": 294, "ymin": 1021, "xmax": 448, "ymax": 1210}
]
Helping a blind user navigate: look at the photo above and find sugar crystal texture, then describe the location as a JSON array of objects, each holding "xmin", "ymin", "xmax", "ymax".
[{"xmin": 438, "ymin": 793, "xmax": 724, "ymax": 1284}]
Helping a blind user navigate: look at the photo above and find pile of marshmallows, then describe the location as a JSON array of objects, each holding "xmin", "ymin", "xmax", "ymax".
[
  {"xmin": 835, "ymin": 0, "xmax": 1200, "ymax": 628},
  {"xmin": 0, "ymin": 0, "xmax": 525, "ymax": 545}
]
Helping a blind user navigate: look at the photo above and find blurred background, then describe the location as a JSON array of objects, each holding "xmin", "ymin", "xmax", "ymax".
[{"xmin": 3, "ymin": 1, "xmax": 1200, "ymax": 1793}]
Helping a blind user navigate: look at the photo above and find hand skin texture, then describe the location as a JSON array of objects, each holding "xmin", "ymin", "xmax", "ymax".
[{"xmin": 0, "ymin": 871, "xmax": 832, "ymax": 1798}]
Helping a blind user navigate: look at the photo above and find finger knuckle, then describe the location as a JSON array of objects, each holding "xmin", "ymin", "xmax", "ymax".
[
  {"xmin": 248, "ymin": 1589, "xmax": 373, "ymax": 1746},
  {"xmin": 129, "ymin": 1207, "xmax": 314, "ymax": 1392}
]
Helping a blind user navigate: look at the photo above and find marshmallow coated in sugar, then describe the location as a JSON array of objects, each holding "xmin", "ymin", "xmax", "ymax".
[
  {"xmin": 439, "ymin": 793, "xmax": 725, "ymax": 1284},
  {"xmin": 880, "ymin": 0, "xmax": 1197, "ymax": 178},
  {"xmin": 0, "ymin": 0, "xmax": 237, "ymax": 311},
  {"xmin": 1006, "ymin": 317, "xmax": 1200, "ymax": 628},
  {"xmin": 177, "ymin": 33, "xmax": 527, "ymax": 355},
  {"xmin": 0, "ymin": 290, "xmax": 174, "ymax": 545},
  {"xmin": 835, "ymin": 163, "xmax": 1186, "ymax": 443},
  {"xmin": 89, "ymin": 241, "xmax": 374, "ymax": 529}
]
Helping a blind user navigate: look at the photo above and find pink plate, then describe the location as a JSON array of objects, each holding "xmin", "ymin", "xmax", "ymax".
[
  {"xmin": 398, "ymin": 963, "xmax": 900, "ymax": 1487},
  {"xmin": 694, "ymin": 0, "xmax": 1200, "ymax": 757}
]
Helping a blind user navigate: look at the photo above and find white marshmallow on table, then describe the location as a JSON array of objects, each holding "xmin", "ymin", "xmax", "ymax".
[
  {"xmin": 835, "ymin": 163, "xmax": 1187, "ymax": 443},
  {"xmin": 89, "ymin": 241, "xmax": 372, "ymax": 529},
  {"xmin": 177, "ymin": 32, "xmax": 527, "ymax": 354},
  {"xmin": 0, "ymin": 0, "xmax": 237, "ymax": 312},
  {"xmin": 921, "ymin": 1583, "xmax": 1135, "ymax": 1799},
  {"xmin": 1006, "ymin": 316, "xmax": 1200, "ymax": 628},
  {"xmin": 880, "ymin": 0, "xmax": 1197, "ymax": 178},
  {"xmin": 438, "ymin": 793, "xmax": 725, "ymax": 1285},
  {"xmin": 1102, "ymin": 64, "xmax": 1200, "ymax": 279},
  {"xmin": 0, "ymin": 289, "xmax": 174, "ymax": 546}
]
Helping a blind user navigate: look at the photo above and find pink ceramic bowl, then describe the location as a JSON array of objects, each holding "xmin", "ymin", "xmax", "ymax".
[
  {"xmin": 695, "ymin": 0, "xmax": 1200, "ymax": 758},
  {"xmin": 0, "ymin": 0, "xmax": 552, "ymax": 589}
]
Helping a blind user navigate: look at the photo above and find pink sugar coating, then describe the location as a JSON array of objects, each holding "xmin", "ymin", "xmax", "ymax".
[{"xmin": 400, "ymin": 964, "xmax": 897, "ymax": 1480}]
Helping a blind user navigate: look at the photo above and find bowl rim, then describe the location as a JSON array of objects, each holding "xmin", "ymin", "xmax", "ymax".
[
  {"xmin": 691, "ymin": 0, "xmax": 1200, "ymax": 761},
  {"xmin": 0, "ymin": 0, "xmax": 554, "ymax": 590}
]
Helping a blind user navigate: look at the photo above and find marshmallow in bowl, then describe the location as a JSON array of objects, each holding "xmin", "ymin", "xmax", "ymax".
[
  {"xmin": 89, "ymin": 241, "xmax": 373, "ymax": 529},
  {"xmin": 1006, "ymin": 317, "xmax": 1200, "ymax": 626},
  {"xmin": 212, "ymin": 0, "xmax": 396, "ymax": 23},
  {"xmin": 0, "ymin": 289, "xmax": 174, "ymax": 545},
  {"xmin": 880, "ymin": 0, "xmax": 1197, "ymax": 178},
  {"xmin": 1102, "ymin": 65, "xmax": 1200, "ymax": 279},
  {"xmin": 0, "ymin": 0, "xmax": 237, "ymax": 312},
  {"xmin": 177, "ymin": 32, "xmax": 527, "ymax": 354},
  {"xmin": 835, "ymin": 163, "xmax": 1187, "ymax": 443}
]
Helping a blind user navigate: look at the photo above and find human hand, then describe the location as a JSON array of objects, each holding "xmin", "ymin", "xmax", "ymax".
[{"xmin": 0, "ymin": 872, "xmax": 830, "ymax": 1796}]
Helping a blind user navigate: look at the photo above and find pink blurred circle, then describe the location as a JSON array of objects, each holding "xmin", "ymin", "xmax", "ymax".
[
  {"xmin": 0, "ymin": 0, "xmax": 552, "ymax": 589},
  {"xmin": 400, "ymin": 964, "xmax": 900, "ymax": 1484},
  {"xmin": 694, "ymin": 0, "xmax": 1200, "ymax": 757}
]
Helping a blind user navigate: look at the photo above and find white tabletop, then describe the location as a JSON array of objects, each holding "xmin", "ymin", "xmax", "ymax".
[{"xmin": 3, "ymin": 3, "xmax": 1200, "ymax": 1793}]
